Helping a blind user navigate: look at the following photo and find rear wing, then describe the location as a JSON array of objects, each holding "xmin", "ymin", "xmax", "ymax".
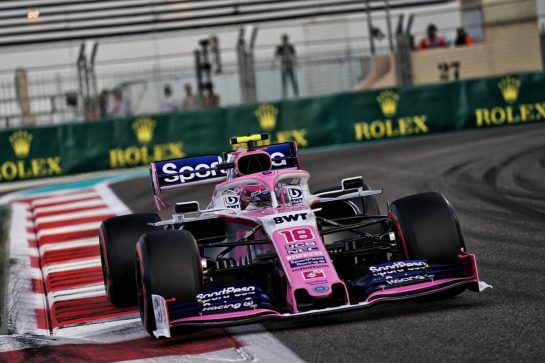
[
  {"xmin": 260, "ymin": 142, "xmax": 299, "ymax": 170},
  {"xmin": 150, "ymin": 142, "xmax": 299, "ymax": 211}
]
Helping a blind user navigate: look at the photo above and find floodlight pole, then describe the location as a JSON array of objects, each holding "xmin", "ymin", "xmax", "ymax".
[
  {"xmin": 384, "ymin": 0, "xmax": 394, "ymax": 52},
  {"xmin": 237, "ymin": 27, "xmax": 258, "ymax": 104},
  {"xmin": 365, "ymin": 0, "xmax": 376, "ymax": 55}
]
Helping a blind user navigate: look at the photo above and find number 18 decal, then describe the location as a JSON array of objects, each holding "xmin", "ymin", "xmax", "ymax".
[{"xmin": 279, "ymin": 227, "xmax": 314, "ymax": 243}]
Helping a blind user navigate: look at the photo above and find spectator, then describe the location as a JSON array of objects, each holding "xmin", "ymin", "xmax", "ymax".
[
  {"xmin": 98, "ymin": 89, "xmax": 109, "ymax": 119},
  {"xmin": 274, "ymin": 34, "xmax": 299, "ymax": 98},
  {"xmin": 181, "ymin": 83, "xmax": 198, "ymax": 110},
  {"xmin": 202, "ymin": 84, "xmax": 220, "ymax": 108},
  {"xmin": 107, "ymin": 88, "xmax": 131, "ymax": 118},
  {"xmin": 418, "ymin": 24, "xmax": 447, "ymax": 50},
  {"xmin": 159, "ymin": 84, "xmax": 178, "ymax": 113},
  {"xmin": 455, "ymin": 27, "xmax": 473, "ymax": 47},
  {"xmin": 410, "ymin": 34, "xmax": 417, "ymax": 51}
]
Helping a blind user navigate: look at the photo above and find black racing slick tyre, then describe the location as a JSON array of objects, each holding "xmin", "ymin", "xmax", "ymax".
[
  {"xmin": 136, "ymin": 230, "xmax": 203, "ymax": 337},
  {"xmin": 99, "ymin": 213, "xmax": 160, "ymax": 307},
  {"xmin": 390, "ymin": 192, "xmax": 464, "ymax": 264}
]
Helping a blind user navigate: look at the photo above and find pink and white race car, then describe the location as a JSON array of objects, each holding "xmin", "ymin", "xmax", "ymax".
[{"xmin": 99, "ymin": 134, "xmax": 490, "ymax": 338}]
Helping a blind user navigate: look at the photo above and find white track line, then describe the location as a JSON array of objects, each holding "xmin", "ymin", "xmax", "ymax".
[
  {"xmin": 31, "ymin": 191, "xmax": 100, "ymax": 207},
  {"xmin": 47, "ymin": 284, "xmax": 106, "ymax": 304},
  {"xmin": 41, "ymin": 258, "xmax": 102, "ymax": 277},
  {"xmin": 95, "ymin": 183, "xmax": 132, "ymax": 215},
  {"xmin": 39, "ymin": 238, "xmax": 98, "ymax": 254},
  {"xmin": 36, "ymin": 222, "xmax": 102, "ymax": 238},
  {"xmin": 33, "ymin": 199, "xmax": 106, "ymax": 215},
  {"xmin": 6, "ymin": 203, "xmax": 44, "ymax": 335},
  {"xmin": 35, "ymin": 208, "xmax": 113, "ymax": 225},
  {"xmin": 229, "ymin": 325, "xmax": 305, "ymax": 363}
]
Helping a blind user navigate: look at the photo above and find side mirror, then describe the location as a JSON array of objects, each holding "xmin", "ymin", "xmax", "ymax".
[
  {"xmin": 342, "ymin": 176, "xmax": 364, "ymax": 190},
  {"xmin": 175, "ymin": 201, "xmax": 200, "ymax": 214}
]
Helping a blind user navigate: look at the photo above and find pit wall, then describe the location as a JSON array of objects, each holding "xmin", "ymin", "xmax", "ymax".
[{"xmin": 1, "ymin": 71, "xmax": 544, "ymax": 182}]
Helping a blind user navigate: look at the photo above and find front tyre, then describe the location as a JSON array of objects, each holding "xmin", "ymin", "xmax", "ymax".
[
  {"xmin": 99, "ymin": 213, "xmax": 160, "ymax": 307},
  {"xmin": 390, "ymin": 192, "xmax": 464, "ymax": 264},
  {"xmin": 136, "ymin": 230, "xmax": 203, "ymax": 336}
]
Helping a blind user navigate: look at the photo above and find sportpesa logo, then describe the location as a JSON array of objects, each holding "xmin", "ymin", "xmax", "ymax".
[
  {"xmin": 369, "ymin": 260, "xmax": 428, "ymax": 277},
  {"xmin": 160, "ymin": 152, "xmax": 290, "ymax": 184},
  {"xmin": 162, "ymin": 155, "xmax": 226, "ymax": 184}
]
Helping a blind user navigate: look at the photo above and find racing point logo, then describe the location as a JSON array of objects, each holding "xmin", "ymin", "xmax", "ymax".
[
  {"xmin": 377, "ymin": 90, "xmax": 399, "ymax": 117},
  {"xmin": 302, "ymin": 269, "xmax": 325, "ymax": 280},
  {"xmin": 255, "ymin": 104, "xmax": 278, "ymax": 131},
  {"xmin": 498, "ymin": 76, "xmax": 520, "ymax": 104},
  {"xmin": 132, "ymin": 117, "xmax": 156, "ymax": 144},
  {"xmin": 9, "ymin": 130, "xmax": 33, "ymax": 158}
]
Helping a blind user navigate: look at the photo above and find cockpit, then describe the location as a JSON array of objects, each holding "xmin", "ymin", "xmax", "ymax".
[{"xmin": 208, "ymin": 170, "xmax": 312, "ymax": 212}]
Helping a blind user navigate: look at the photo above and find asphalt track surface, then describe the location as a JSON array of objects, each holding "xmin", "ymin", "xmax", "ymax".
[{"xmin": 112, "ymin": 123, "xmax": 545, "ymax": 362}]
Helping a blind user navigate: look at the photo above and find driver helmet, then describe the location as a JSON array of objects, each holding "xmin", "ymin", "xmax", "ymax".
[{"xmin": 240, "ymin": 184, "xmax": 273, "ymax": 209}]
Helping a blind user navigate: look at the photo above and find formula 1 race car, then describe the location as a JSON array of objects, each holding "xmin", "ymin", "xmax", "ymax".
[{"xmin": 99, "ymin": 133, "xmax": 490, "ymax": 338}]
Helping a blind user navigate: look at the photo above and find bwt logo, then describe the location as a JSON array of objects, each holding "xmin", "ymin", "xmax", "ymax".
[
  {"xmin": 224, "ymin": 196, "xmax": 240, "ymax": 209},
  {"xmin": 287, "ymin": 186, "xmax": 303, "ymax": 204},
  {"xmin": 273, "ymin": 212, "xmax": 308, "ymax": 224},
  {"xmin": 161, "ymin": 156, "xmax": 226, "ymax": 183}
]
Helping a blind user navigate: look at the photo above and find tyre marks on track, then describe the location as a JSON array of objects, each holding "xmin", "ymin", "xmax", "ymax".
[{"xmin": 440, "ymin": 143, "xmax": 545, "ymax": 226}]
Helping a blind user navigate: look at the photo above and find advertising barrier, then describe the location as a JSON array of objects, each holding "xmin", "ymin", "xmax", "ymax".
[{"xmin": 1, "ymin": 72, "xmax": 544, "ymax": 182}]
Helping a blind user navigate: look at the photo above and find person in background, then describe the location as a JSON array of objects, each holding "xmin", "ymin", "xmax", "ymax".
[
  {"xmin": 202, "ymin": 83, "xmax": 220, "ymax": 108},
  {"xmin": 107, "ymin": 88, "xmax": 131, "ymax": 118},
  {"xmin": 159, "ymin": 84, "xmax": 178, "ymax": 113},
  {"xmin": 274, "ymin": 34, "xmax": 299, "ymax": 98},
  {"xmin": 410, "ymin": 34, "xmax": 417, "ymax": 51},
  {"xmin": 419, "ymin": 24, "xmax": 447, "ymax": 50},
  {"xmin": 98, "ymin": 89, "xmax": 109, "ymax": 119},
  {"xmin": 455, "ymin": 27, "xmax": 473, "ymax": 47},
  {"xmin": 181, "ymin": 83, "xmax": 198, "ymax": 110}
]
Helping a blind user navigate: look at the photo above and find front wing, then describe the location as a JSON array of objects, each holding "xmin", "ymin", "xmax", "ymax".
[{"xmin": 151, "ymin": 253, "xmax": 491, "ymax": 338}]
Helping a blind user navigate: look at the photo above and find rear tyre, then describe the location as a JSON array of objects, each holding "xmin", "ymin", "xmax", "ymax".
[
  {"xmin": 136, "ymin": 230, "xmax": 203, "ymax": 336},
  {"xmin": 390, "ymin": 192, "xmax": 464, "ymax": 264},
  {"xmin": 99, "ymin": 213, "xmax": 160, "ymax": 307}
]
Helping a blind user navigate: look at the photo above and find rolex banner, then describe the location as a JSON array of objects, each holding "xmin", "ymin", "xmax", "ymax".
[{"xmin": 1, "ymin": 72, "xmax": 544, "ymax": 182}]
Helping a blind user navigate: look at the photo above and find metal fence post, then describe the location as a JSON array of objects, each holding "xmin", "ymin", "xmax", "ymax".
[{"xmin": 365, "ymin": 0, "xmax": 376, "ymax": 55}]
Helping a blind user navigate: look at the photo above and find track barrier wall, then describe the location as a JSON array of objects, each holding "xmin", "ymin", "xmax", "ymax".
[{"xmin": 1, "ymin": 72, "xmax": 544, "ymax": 182}]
